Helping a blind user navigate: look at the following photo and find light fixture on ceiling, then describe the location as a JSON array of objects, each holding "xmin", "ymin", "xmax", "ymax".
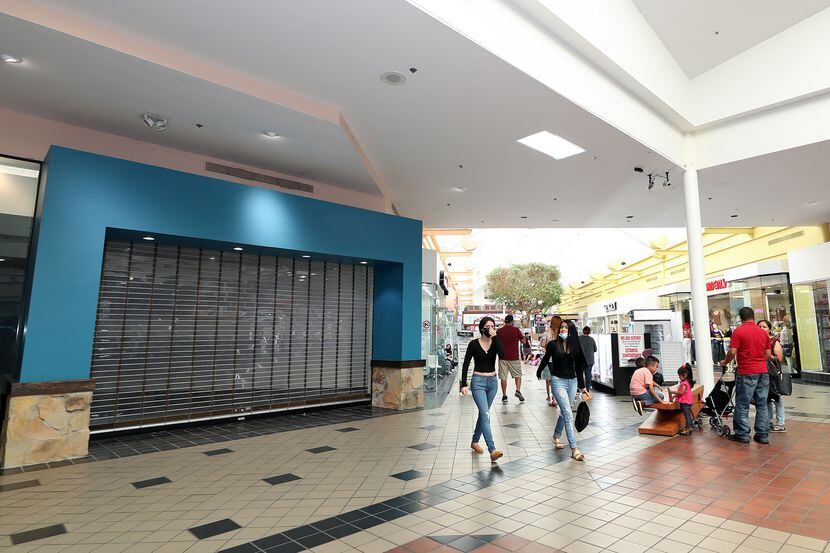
[
  {"xmin": 520, "ymin": 216, "xmax": 528, "ymax": 219},
  {"xmin": 263, "ymin": 130, "xmax": 279, "ymax": 138},
  {"xmin": 454, "ymin": 186, "xmax": 467, "ymax": 192},
  {"xmin": 360, "ymin": 261, "xmax": 368, "ymax": 265},
  {"xmin": 141, "ymin": 112, "xmax": 168, "ymax": 131},
  {"xmin": 0, "ymin": 164, "xmax": 39, "ymax": 178},
  {"xmin": 1, "ymin": 54, "xmax": 22, "ymax": 64},
  {"xmin": 380, "ymin": 71, "xmax": 406, "ymax": 86},
  {"xmin": 233, "ymin": 246, "xmax": 244, "ymax": 251},
  {"xmin": 141, "ymin": 236, "xmax": 155, "ymax": 241},
  {"xmin": 806, "ymin": 201, "xmax": 819, "ymax": 206},
  {"xmin": 0, "ymin": 258, "xmax": 5, "ymax": 262},
  {"xmin": 730, "ymin": 214, "xmax": 739, "ymax": 218},
  {"xmin": 517, "ymin": 131, "xmax": 585, "ymax": 160},
  {"xmin": 301, "ymin": 254, "xmax": 311, "ymax": 258}
]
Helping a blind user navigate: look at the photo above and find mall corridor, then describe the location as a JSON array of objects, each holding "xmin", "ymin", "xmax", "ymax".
[{"xmin": 2, "ymin": 371, "xmax": 830, "ymax": 553}]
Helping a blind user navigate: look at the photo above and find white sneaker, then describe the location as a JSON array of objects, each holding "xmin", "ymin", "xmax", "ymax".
[{"xmin": 632, "ymin": 397, "xmax": 644, "ymax": 416}]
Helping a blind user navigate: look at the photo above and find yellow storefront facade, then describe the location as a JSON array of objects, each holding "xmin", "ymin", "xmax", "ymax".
[{"xmin": 556, "ymin": 226, "xmax": 830, "ymax": 376}]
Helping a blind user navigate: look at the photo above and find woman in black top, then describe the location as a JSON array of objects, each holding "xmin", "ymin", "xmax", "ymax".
[
  {"xmin": 536, "ymin": 320, "xmax": 590, "ymax": 461},
  {"xmin": 461, "ymin": 317, "xmax": 505, "ymax": 461}
]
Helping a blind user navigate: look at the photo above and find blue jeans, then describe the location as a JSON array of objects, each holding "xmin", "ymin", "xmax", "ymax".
[
  {"xmin": 768, "ymin": 396, "xmax": 785, "ymax": 426},
  {"xmin": 471, "ymin": 374, "xmax": 499, "ymax": 452},
  {"xmin": 551, "ymin": 376, "xmax": 578, "ymax": 449},
  {"xmin": 633, "ymin": 388, "xmax": 664, "ymax": 406},
  {"xmin": 680, "ymin": 403, "xmax": 693, "ymax": 429},
  {"xmin": 734, "ymin": 373, "xmax": 770, "ymax": 439}
]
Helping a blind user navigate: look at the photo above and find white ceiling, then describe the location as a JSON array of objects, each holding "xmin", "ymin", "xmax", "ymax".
[
  {"xmin": 1, "ymin": 1, "xmax": 829, "ymax": 229},
  {"xmin": 0, "ymin": 15, "xmax": 378, "ymax": 195},
  {"xmin": 632, "ymin": 0, "xmax": 830, "ymax": 78}
]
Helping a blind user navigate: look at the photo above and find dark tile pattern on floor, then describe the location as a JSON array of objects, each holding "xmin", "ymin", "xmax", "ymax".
[
  {"xmin": 10, "ymin": 524, "xmax": 67, "ymax": 545},
  {"xmin": 220, "ymin": 424, "xmax": 642, "ymax": 553},
  {"xmin": 335, "ymin": 427, "xmax": 361, "ymax": 432},
  {"xmin": 190, "ymin": 518, "xmax": 242, "ymax": 539},
  {"xmin": 263, "ymin": 473, "xmax": 302, "ymax": 486},
  {"xmin": 407, "ymin": 443, "xmax": 438, "ymax": 451},
  {"xmin": 131, "ymin": 476, "xmax": 171, "ymax": 489},
  {"xmin": 203, "ymin": 448, "xmax": 234, "ymax": 456},
  {"xmin": 77, "ymin": 404, "xmax": 400, "ymax": 467},
  {"xmin": 503, "ymin": 423, "xmax": 524, "ymax": 429},
  {"xmin": 391, "ymin": 534, "xmax": 551, "ymax": 553},
  {"xmin": 418, "ymin": 425, "xmax": 441, "ymax": 431},
  {"xmin": 306, "ymin": 446, "xmax": 336, "ymax": 454},
  {"xmin": 0, "ymin": 479, "xmax": 40, "ymax": 492},
  {"xmin": 390, "ymin": 469, "xmax": 430, "ymax": 481}
]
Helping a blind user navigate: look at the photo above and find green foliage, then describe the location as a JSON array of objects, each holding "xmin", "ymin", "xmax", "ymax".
[{"xmin": 485, "ymin": 263, "xmax": 563, "ymax": 325}]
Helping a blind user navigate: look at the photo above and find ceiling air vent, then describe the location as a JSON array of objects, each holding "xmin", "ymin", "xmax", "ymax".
[
  {"xmin": 768, "ymin": 231, "xmax": 804, "ymax": 246},
  {"xmin": 205, "ymin": 162, "xmax": 314, "ymax": 193}
]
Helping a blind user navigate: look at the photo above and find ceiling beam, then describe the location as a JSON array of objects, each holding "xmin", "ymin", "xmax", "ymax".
[
  {"xmin": 441, "ymin": 251, "xmax": 472, "ymax": 257},
  {"xmin": 423, "ymin": 229, "xmax": 472, "ymax": 236},
  {"xmin": 703, "ymin": 227, "xmax": 755, "ymax": 236}
]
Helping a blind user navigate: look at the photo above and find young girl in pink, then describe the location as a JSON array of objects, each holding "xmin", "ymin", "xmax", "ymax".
[{"xmin": 670, "ymin": 364, "xmax": 695, "ymax": 436}]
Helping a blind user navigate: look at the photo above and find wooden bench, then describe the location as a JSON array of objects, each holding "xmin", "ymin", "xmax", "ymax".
[{"xmin": 638, "ymin": 385, "xmax": 704, "ymax": 436}]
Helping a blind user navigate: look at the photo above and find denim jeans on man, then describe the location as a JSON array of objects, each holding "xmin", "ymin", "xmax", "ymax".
[
  {"xmin": 470, "ymin": 374, "xmax": 499, "ymax": 452},
  {"xmin": 733, "ymin": 373, "xmax": 770, "ymax": 439},
  {"xmin": 551, "ymin": 376, "xmax": 579, "ymax": 449},
  {"xmin": 632, "ymin": 388, "xmax": 664, "ymax": 406}
]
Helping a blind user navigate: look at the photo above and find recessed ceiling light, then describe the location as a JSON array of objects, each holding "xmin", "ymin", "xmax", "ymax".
[
  {"xmin": 0, "ymin": 258, "xmax": 5, "ymax": 262},
  {"xmin": 141, "ymin": 236, "xmax": 155, "ymax": 241},
  {"xmin": 360, "ymin": 261, "xmax": 368, "ymax": 264},
  {"xmin": 233, "ymin": 246, "xmax": 244, "ymax": 251},
  {"xmin": 626, "ymin": 215, "xmax": 634, "ymax": 219},
  {"xmin": 380, "ymin": 71, "xmax": 406, "ymax": 86},
  {"xmin": 1, "ymin": 54, "xmax": 22, "ymax": 64},
  {"xmin": 263, "ymin": 130, "xmax": 279, "ymax": 138},
  {"xmin": 301, "ymin": 254, "xmax": 311, "ymax": 258},
  {"xmin": 517, "ymin": 131, "xmax": 585, "ymax": 160},
  {"xmin": 520, "ymin": 216, "xmax": 528, "ymax": 219},
  {"xmin": 454, "ymin": 186, "xmax": 467, "ymax": 192},
  {"xmin": 806, "ymin": 201, "xmax": 818, "ymax": 206}
]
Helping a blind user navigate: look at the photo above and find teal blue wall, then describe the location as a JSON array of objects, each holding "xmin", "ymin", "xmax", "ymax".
[{"xmin": 20, "ymin": 147, "xmax": 422, "ymax": 382}]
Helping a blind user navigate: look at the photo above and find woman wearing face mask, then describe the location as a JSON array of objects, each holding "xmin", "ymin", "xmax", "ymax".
[
  {"xmin": 536, "ymin": 319, "xmax": 590, "ymax": 461},
  {"xmin": 460, "ymin": 317, "xmax": 505, "ymax": 461}
]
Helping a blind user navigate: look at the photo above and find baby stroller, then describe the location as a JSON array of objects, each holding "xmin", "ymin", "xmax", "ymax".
[{"xmin": 702, "ymin": 364, "xmax": 736, "ymax": 437}]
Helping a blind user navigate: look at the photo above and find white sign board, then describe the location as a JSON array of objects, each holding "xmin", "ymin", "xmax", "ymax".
[{"xmin": 618, "ymin": 334, "xmax": 645, "ymax": 365}]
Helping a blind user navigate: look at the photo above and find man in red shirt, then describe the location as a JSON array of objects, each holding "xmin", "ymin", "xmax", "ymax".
[
  {"xmin": 496, "ymin": 314, "xmax": 526, "ymax": 403},
  {"xmin": 720, "ymin": 306, "xmax": 772, "ymax": 444}
]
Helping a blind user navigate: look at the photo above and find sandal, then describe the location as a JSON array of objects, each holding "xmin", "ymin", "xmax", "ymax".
[
  {"xmin": 553, "ymin": 436, "xmax": 565, "ymax": 449},
  {"xmin": 571, "ymin": 448, "xmax": 585, "ymax": 461}
]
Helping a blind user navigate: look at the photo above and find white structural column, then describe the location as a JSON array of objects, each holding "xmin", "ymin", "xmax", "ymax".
[{"xmin": 683, "ymin": 166, "xmax": 714, "ymax": 395}]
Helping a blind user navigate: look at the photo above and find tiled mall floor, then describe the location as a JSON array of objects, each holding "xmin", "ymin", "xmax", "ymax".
[{"xmin": 1, "ymin": 367, "xmax": 829, "ymax": 553}]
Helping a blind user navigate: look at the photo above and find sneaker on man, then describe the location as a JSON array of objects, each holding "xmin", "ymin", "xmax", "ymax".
[
  {"xmin": 502, "ymin": 395, "xmax": 509, "ymax": 403},
  {"xmin": 771, "ymin": 425, "xmax": 787, "ymax": 433},
  {"xmin": 631, "ymin": 397, "xmax": 644, "ymax": 416},
  {"xmin": 515, "ymin": 390, "xmax": 525, "ymax": 402}
]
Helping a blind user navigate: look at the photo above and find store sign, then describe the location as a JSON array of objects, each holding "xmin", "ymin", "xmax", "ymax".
[
  {"xmin": 422, "ymin": 320, "xmax": 431, "ymax": 330},
  {"xmin": 604, "ymin": 301, "xmax": 617, "ymax": 312},
  {"xmin": 618, "ymin": 334, "xmax": 645, "ymax": 365},
  {"xmin": 706, "ymin": 278, "xmax": 728, "ymax": 292}
]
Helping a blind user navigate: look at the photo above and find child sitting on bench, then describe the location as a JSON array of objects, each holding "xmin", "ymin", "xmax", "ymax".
[
  {"xmin": 631, "ymin": 355, "xmax": 666, "ymax": 415},
  {"xmin": 669, "ymin": 364, "xmax": 696, "ymax": 435}
]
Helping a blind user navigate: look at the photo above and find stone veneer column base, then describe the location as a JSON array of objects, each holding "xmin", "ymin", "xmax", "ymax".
[
  {"xmin": 370, "ymin": 360, "xmax": 425, "ymax": 410},
  {"xmin": 1, "ymin": 379, "xmax": 95, "ymax": 468}
]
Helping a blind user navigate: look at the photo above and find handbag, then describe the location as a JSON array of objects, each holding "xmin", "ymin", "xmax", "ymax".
[
  {"xmin": 778, "ymin": 369, "xmax": 793, "ymax": 396},
  {"xmin": 575, "ymin": 400, "xmax": 590, "ymax": 433}
]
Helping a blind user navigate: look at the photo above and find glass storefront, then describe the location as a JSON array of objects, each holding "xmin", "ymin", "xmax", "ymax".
[
  {"xmin": 793, "ymin": 281, "xmax": 830, "ymax": 373},
  {"xmin": 0, "ymin": 155, "xmax": 40, "ymax": 387},
  {"xmin": 421, "ymin": 283, "xmax": 457, "ymax": 390}
]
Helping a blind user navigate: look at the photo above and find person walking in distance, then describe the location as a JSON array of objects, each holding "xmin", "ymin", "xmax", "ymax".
[
  {"xmin": 539, "ymin": 316, "xmax": 561, "ymax": 406},
  {"xmin": 497, "ymin": 314, "xmax": 525, "ymax": 403},
  {"xmin": 460, "ymin": 317, "xmax": 505, "ymax": 461},
  {"xmin": 578, "ymin": 326, "xmax": 597, "ymax": 391},
  {"xmin": 720, "ymin": 306, "xmax": 772, "ymax": 444}
]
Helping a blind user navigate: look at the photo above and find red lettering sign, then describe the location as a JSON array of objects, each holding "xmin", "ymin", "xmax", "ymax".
[{"xmin": 706, "ymin": 278, "xmax": 727, "ymax": 292}]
